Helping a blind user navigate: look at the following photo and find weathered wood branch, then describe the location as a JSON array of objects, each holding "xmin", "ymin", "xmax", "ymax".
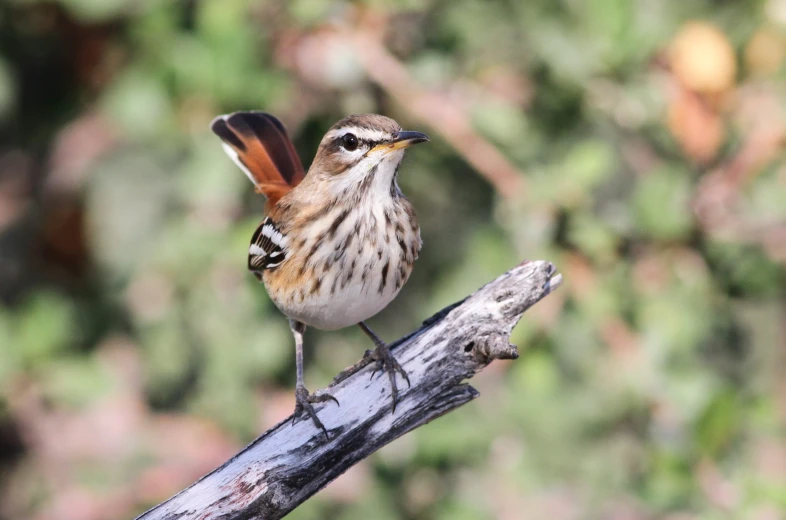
[{"xmin": 135, "ymin": 260, "xmax": 562, "ymax": 520}]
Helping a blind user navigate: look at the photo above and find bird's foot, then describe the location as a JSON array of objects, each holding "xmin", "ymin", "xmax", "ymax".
[
  {"xmin": 366, "ymin": 342, "xmax": 411, "ymax": 413},
  {"xmin": 292, "ymin": 385, "xmax": 339, "ymax": 440},
  {"xmin": 332, "ymin": 326, "xmax": 410, "ymax": 412}
]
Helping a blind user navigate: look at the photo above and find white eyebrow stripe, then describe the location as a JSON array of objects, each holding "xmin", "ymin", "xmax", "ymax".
[{"xmin": 329, "ymin": 128, "xmax": 394, "ymax": 143}]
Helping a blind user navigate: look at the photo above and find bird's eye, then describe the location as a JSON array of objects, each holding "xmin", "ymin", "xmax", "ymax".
[{"xmin": 341, "ymin": 133, "xmax": 359, "ymax": 151}]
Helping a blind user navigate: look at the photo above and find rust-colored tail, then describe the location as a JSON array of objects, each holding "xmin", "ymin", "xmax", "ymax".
[{"xmin": 210, "ymin": 112, "xmax": 306, "ymax": 207}]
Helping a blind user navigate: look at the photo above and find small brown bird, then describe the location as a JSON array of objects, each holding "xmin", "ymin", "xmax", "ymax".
[{"xmin": 210, "ymin": 112, "xmax": 429, "ymax": 437}]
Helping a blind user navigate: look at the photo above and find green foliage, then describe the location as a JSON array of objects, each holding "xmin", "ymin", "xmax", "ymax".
[{"xmin": 633, "ymin": 166, "xmax": 694, "ymax": 240}]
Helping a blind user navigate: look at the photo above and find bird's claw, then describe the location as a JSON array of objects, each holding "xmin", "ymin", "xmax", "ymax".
[
  {"xmin": 367, "ymin": 343, "xmax": 410, "ymax": 413},
  {"xmin": 292, "ymin": 385, "xmax": 339, "ymax": 440}
]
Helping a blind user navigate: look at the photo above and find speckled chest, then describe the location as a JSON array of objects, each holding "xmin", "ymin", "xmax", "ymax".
[{"xmin": 261, "ymin": 197, "xmax": 421, "ymax": 330}]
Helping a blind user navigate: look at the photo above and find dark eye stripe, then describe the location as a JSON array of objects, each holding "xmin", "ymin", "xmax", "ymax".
[
  {"xmin": 328, "ymin": 137, "xmax": 384, "ymax": 155},
  {"xmin": 335, "ymin": 138, "xmax": 382, "ymax": 149}
]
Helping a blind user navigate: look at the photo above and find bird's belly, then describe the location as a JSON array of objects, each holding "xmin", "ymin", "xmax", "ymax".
[
  {"xmin": 279, "ymin": 282, "xmax": 402, "ymax": 330},
  {"xmin": 263, "ymin": 252, "xmax": 415, "ymax": 330}
]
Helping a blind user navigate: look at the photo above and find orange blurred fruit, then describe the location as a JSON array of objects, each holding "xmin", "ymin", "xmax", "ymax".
[
  {"xmin": 667, "ymin": 89, "xmax": 724, "ymax": 163},
  {"xmin": 745, "ymin": 26, "xmax": 785, "ymax": 76},
  {"xmin": 670, "ymin": 21, "xmax": 737, "ymax": 94}
]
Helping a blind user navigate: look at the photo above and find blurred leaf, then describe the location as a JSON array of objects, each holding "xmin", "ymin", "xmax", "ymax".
[
  {"xmin": 141, "ymin": 321, "xmax": 194, "ymax": 406},
  {"xmin": 58, "ymin": 0, "xmax": 129, "ymax": 22},
  {"xmin": 633, "ymin": 167, "xmax": 693, "ymax": 240},
  {"xmin": 429, "ymin": 227, "xmax": 516, "ymax": 309},
  {"xmin": 529, "ymin": 21, "xmax": 600, "ymax": 83},
  {"xmin": 644, "ymin": 451, "xmax": 696, "ymax": 510},
  {"xmin": 705, "ymin": 241, "xmax": 784, "ymax": 297},
  {"xmin": 87, "ymin": 151, "xmax": 172, "ymax": 276},
  {"xmin": 472, "ymin": 100, "xmax": 529, "ymax": 148},
  {"xmin": 562, "ymin": 139, "xmax": 615, "ymax": 189},
  {"xmin": 637, "ymin": 275, "xmax": 714, "ymax": 356},
  {"xmin": 0, "ymin": 312, "xmax": 19, "ymax": 387},
  {"xmin": 14, "ymin": 292, "xmax": 75, "ymax": 366},
  {"xmin": 290, "ymin": 0, "xmax": 334, "ymax": 25},
  {"xmin": 415, "ymin": 408, "xmax": 491, "ymax": 467},
  {"xmin": 566, "ymin": 211, "xmax": 619, "ymax": 263},
  {"xmin": 101, "ymin": 68, "xmax": 174, "ymax": 139},
  {"xmin": 742, "ymin": 168, "xmax": 786, "ymax": 220},
  {"xmin": 40, "ymin": 355, "xmax": 114, "ymax": 407},
  {"xmin": 0, "ymin": 56, "xmax": 16, "ymax": 121},
  {"xmin": 434, "ymin": 498, "xmax": 492, "ymax": 520},
  {"xmin": 513, "ymin": 349, "xmax": 560, "ymax": 398},
  {"xmin": 694, "ymin": 389, "xmax": 741, "ymax": 457}
]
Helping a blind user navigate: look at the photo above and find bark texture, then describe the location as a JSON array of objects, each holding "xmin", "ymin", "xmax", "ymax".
[{"xmin": 136, "ymin": 260, "xmax": 562, "ymax": 520}]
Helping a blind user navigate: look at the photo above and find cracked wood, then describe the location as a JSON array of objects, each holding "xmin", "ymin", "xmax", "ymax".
[{"xmin": 135, "ymin": 259, "xmax": 562, "ymax": 520}]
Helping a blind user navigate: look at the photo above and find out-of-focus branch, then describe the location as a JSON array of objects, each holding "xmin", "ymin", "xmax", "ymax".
[
  {"xmin": 691, "ymin": 90, "xmax": 786, "ymax": 262},
  {"xmin": 134, "ymin": 260, "xmax": 561, "ymax": 520},
  {"xmin": 342, "ymin": 25, "xmax": 524, "ymax": 196},
  {"xmin": 267, "ymin": 11, "xmax": 528, "ymax": 197},
  {"xmin": 693, "ymin": 114, "xmax": 784, "ymax": 233}
]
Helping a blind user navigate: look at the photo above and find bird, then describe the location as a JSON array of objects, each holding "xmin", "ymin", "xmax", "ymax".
[{"xmin": 210, "ymin": 111, "xmax": 429, "ymax": 438}]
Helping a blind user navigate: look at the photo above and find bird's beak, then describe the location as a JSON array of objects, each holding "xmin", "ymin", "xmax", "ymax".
[
  {"xmin": 390, "ymin": 130, "xmax": 430, "ymax": 150},
  {"xmin": 370, "ymin": 130, "xmax": 430, "ymax": 154}
]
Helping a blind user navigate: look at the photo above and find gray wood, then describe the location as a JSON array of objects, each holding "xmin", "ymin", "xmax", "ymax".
[{"xmin": 135, "ymin": 260, "xmax": 562, "ymax": 520}]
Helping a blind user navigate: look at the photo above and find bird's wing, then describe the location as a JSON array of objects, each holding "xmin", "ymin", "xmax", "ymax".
[
  {"xmin": 248, "ymin": 216, "xmax": 288, "ymax": 273},
  {"xmin": 210, "ymin": 111, "xmax": 306, "ymax": 207}
]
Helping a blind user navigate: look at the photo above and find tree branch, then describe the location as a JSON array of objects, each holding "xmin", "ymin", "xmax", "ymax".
[{"xmin": 135, "ymin": 260, "xmax": 562, "ymax": 520}]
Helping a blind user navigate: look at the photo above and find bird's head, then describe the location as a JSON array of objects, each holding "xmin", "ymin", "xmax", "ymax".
[{"xmin": 307, "ymin": 114, "xmax": 429, "ymax": 198}]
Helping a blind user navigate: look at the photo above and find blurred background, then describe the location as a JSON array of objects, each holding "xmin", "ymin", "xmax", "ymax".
[{"xmin": 1, "ymin": 0, "xmax": 785, "ymax": 519}]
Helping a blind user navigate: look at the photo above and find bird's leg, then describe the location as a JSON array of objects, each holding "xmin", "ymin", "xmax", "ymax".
[
  {"xmin": 335, "ymin": 321, "xmax": 411, "ymax": 412},
  {"xmin": 289, "ymin": 319, "xmax": 338, "ymax": 439}
]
